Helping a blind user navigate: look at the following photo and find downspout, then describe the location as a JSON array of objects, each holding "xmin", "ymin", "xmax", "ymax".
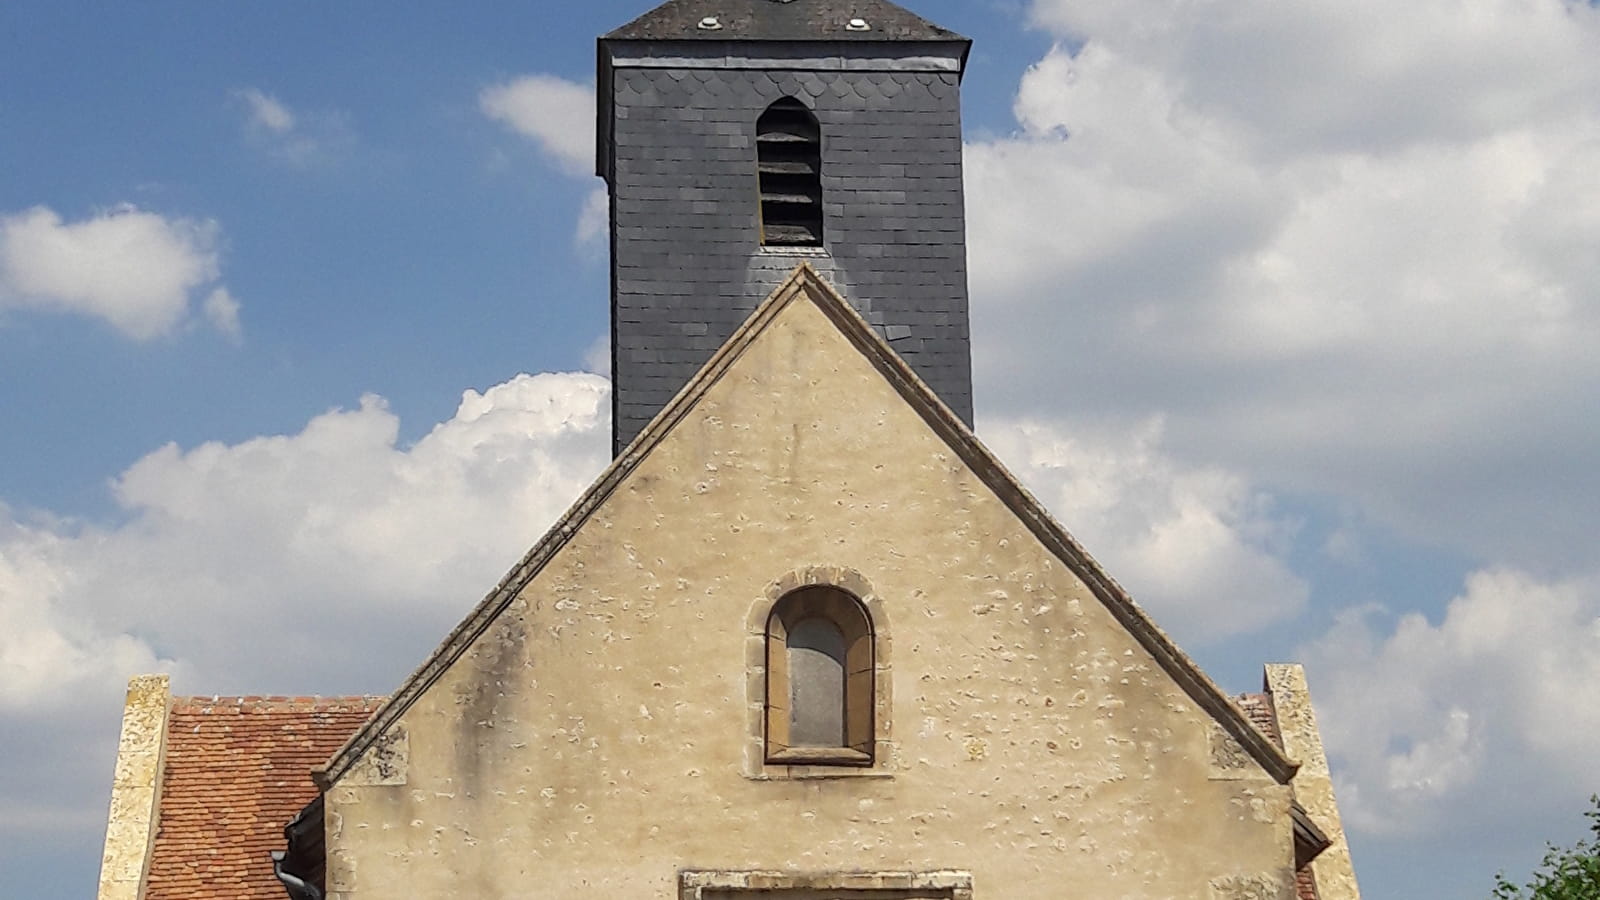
[
  {"xmin": 271, "ymin": 852, "xmax": 322, "ymax": 900},
  {"xmin": 272, "ymin": 795, "xmax": 325, "ymax": 900}
]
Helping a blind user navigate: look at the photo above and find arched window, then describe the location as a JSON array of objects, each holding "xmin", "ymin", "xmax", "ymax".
[
  {"xmin": 765, "ymin": 586, "xmax": 873, "ymax": 765},
  {"xmin": 756, "ymin": 97, "xmax": 823, "ymax": 248}
]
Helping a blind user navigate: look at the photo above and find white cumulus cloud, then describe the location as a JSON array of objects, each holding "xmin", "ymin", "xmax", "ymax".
[
  {"xmin": 0, "ymin": 512, "xmax": 173, "ymax": 716},
  {"xmin": 1302, "ymin": 568, "xmax": 1600, "ymax": 838},
  {"xmin": 233, "ymin": 87, "xmax": 353, "ymax": 167},
  {"xmin": 1, "ymin": 371, "xmax": 610, "ymax": 693},
  {"xmin": 966, "ymin": 0, "xmax": 1600, "ymax": 574},
  {"xmin": 967, "ymin": 10, "xmax": 1600, "ymax": 878},
  {"xmin": 0, "ymin": 205, "xmax": 238, "ymax": 340},
  {"xmin": 202, "ymin": 287, "xmax": 242, "ymax": 341},
  {"xmin": 576, "ymin": 186, "xmax": 609, "ymax": 246},
  {"xmin": 985, "ymin": 417, "xmax": 1307, "ymax": 645},
  {"xmin": 237, "ymin": 87, "xmax": 295, "ymax": 134},
  {"xmin": 1028, "ymin": 0, "xmax": 1600, "ymax": 157},
  {"xmin": 0, "ymin": 372, "xmax": 610, "ymax": 840},
  {"xmin": 480, "ymin": 74, "xmax": 596, "ymax": 175}
]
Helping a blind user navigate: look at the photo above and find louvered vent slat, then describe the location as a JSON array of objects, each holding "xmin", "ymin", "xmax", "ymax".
[{"xmin": 757, "ymin": 98, "xmax": 823, "ymax": 248}]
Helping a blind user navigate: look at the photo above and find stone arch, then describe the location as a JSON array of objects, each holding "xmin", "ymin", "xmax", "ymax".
[{"xmin": 742, "ymin": 566, "xmax": 894, "ymax": 777}]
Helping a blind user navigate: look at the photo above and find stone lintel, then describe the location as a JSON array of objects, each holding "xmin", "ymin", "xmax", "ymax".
[{"xmin": 681, "ymin": 869, "xmax": 973, "ymax": 900}]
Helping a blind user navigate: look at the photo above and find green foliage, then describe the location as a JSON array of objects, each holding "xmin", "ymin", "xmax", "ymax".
[{"xmin": 1492, "ymin": 796, "xmax": 1600, "ymax": 900}]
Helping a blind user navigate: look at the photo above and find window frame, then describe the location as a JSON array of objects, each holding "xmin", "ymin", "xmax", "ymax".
[
  {"xmin": 756, "ymin": 96, "xmax": 825, "ymax": 249},
  {"xmin": 765, "ymin": 585, "xmax": 874, "ymax": 766}
]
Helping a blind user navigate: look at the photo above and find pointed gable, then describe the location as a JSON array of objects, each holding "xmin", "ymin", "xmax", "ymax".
[
  {"xmin": 605, "ymin": 0, "xmax": 966, "ymax": 42},
  {"xmin": 319, "ymin": 265, "xmax": 1294, "ymax": 789}
]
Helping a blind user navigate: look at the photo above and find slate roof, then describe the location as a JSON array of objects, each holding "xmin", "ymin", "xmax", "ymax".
[
  {"xmin": 605, "ymin": 0, "xmax": 966, "ymax": 41},
  {"xmin": 142, "ymin": 696, "xmax": 382, "ymax": 900}
]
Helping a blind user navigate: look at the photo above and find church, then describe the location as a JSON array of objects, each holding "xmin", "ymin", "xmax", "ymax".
[{"xmin": 95, "ymin": 3, "xmax": 1361, "ymax": 899}]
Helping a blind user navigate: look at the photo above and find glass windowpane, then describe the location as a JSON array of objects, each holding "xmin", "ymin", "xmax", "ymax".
[{"xmin": 788, "ymin": 617, "xmax": 846, "ymax": 747}]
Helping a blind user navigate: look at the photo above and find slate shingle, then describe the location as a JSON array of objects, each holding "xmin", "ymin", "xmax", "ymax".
[{"xmin": 603, "ymin": 5, "xmax": 973, "ymax": 453}]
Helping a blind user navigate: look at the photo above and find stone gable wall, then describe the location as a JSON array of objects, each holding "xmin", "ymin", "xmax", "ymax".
[{"xmin": 325, "ymin": 297, "xmax": 1293, "ymax": 900}]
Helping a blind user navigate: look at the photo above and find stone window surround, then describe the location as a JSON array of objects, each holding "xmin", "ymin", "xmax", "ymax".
[
  {"xmin": 765, "ymin": 585, "xmax": 874, "ymax": 764},
  {"xmin": 680, "ymin": 870, "xmax": 973, "ymax": 900},
  {"xmin": 744, "ymin": 566, "xmax": 894, "ymax": 780}
]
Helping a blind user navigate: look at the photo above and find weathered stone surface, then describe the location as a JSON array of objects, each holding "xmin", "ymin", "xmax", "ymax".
[
  {"xmin": 343, "ymin": 726, "xmax": 409, "ymax": 787},
  {"xmin": 1210, "ymin": 873, "xmax": 1294, "ymax": 900},
  {"xmin": 324, "ymin": 284, "xmax": 1296, "ymax": 899},
  {"xmin": 1211, "ymin": 721, "xmax": 1255, "ymax": 778},
  {"xmin": 690, "ymin": 868, "xmax": 972, "ymax": 900},
  {"xmin": 1268, "ymin": 664, "xmax": 1363, "ymax": 900},
  {"xmin": 96, "ymin": 674, "xmax": 170, "ymax": 900}
]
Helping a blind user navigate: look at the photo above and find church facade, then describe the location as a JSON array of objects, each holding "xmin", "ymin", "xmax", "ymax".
[{"xmin": 96, "ymin": 3, "xmax": 1361, "ymax": 900}]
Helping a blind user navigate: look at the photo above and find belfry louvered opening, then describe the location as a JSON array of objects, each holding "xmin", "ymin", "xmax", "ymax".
[{"xmin": 757, "ymin": 98, "xmax": 823, "ymax": 247}]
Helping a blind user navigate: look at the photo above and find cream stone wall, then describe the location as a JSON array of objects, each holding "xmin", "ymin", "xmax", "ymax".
[
  {"xmin": 97, "ymin": 674, "xmax": 170, "ymax": 900},
  {"xmin": 324, "ymin": 293, "xmax": 1297, "ymax": 900},
  {"xmin": 1268, "ymin": 665, "xmax": 1361, "ymax": 900}
]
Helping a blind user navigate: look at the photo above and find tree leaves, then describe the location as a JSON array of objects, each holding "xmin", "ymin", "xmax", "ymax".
[{"xmin": 1493, "ymin": 796, "xmax": 1600, "ymax": 900}]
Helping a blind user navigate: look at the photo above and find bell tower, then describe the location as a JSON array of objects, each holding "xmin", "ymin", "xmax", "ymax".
[{"xmin": 598, "ymin": 0, "xmax": 974, "ymax": 453}]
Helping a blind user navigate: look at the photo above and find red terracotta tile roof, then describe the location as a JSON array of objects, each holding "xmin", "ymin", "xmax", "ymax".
[
  {"xmin": 1236, "ymin": 691, "xmax": 1283, "ymax": 748},
  {"xmin": 1296, "ymin": 865, "xmax": 1321, "ymax": 900},
  {"xmin": 143, "ymin": 696, "xmax": 383, "ymax": 900}
]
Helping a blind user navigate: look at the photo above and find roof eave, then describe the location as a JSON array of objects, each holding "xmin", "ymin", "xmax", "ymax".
[
  {"xmin": 596, "ymin": 34, "xmax": 970, "ymax": 85},
  {"xmin": 1292, "ymin": 801, "xmax": 1334, "ymax": 867}
]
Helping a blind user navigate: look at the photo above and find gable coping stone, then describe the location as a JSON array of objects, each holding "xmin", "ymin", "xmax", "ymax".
[{"xmin": 96, "ymin": 674, "xmax": 171, "ymax": 900}]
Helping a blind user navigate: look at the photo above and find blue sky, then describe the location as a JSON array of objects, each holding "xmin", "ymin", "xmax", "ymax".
[
  {"xmin": 4, "ymin": 1, "xmax": 1599, "ymax": 898},
  {"xmin": 0, "ymin": 2, "xmax": 1049, "ymax": 516}
]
